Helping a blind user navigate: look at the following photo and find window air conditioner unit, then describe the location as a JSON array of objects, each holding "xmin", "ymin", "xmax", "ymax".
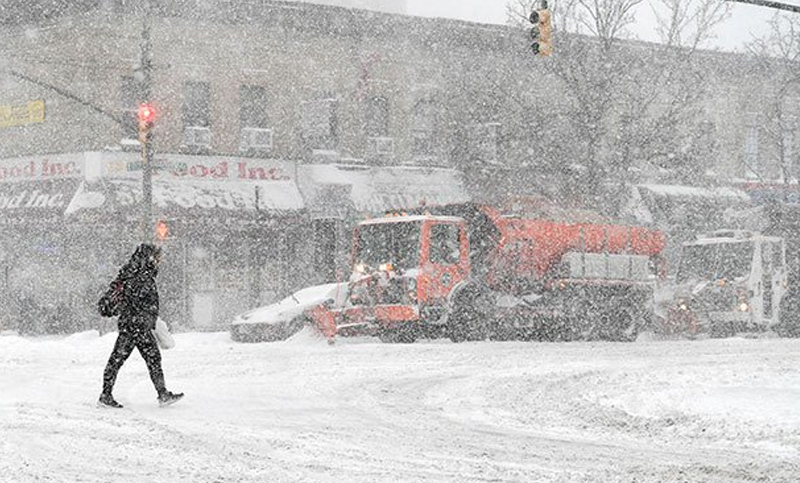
[
  {"xmin": 368, "ymin": 137, "xmax": 395, "ymax": 156},
  {"xmin": 183, "ymin": 126, "xmax": 211, "ymax": 148},
  {"xmin": 240, "ymin": 127, "xmax": 273, "ymax": 151}
]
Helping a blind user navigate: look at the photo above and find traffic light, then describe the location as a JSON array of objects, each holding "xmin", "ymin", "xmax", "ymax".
[
  {"xmin": 138, "ymin": 102, "xmax": 156, "ymax": 143},
  {"xmin": 529, "ymin": 7, "xmax": 552, "ymax": 56},
  {"xmin": 155, "ymin": 219, "xmax": 170, "ymax": 241}
]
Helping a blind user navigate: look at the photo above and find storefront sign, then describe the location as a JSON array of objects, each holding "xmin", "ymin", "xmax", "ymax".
[
  {"xmin": 0, "ymin": 155, "xmax": 83, "ymax": 182},
  {"xmin": 114, "ymin": 182, "xmax": 254, "ymax": 211},
  {"xmin": 0, "ymin": 180, "xmax": 73, "ymax": 212},
  {"xmin": 155, "ymin": 157, "xmax": 291, "ymax": 181},
  {"xmin": 99, "ymin": 178, "xmax": 303, "ymax": 213},
  {"xmin": 163, "ymin": 161, "xmax": 291, "ymax": 181},
  {"xmin": 97, "ymin": 153, "xmax": 294, "ymax": 182},
  {"xmin": 0, "ymin": 100, "xmax": 45, "ymax": 128}
]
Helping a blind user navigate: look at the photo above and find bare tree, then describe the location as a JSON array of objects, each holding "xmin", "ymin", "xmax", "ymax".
[
  {"xmin": 746, "ymin": 13, "xmax": 800, "ymax": 189},
  {"xmin": 505, "ymin": 0, "xmax": 730, "ymax": 213}
]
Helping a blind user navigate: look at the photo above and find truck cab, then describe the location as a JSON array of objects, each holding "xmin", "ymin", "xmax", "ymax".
[
  {"xmin": 667, "ymin": 230, "xmax": 787, "ymax": 337},
  {"xmin": 338, "ymin": 214, "xmax": 470, "ymax": 341}
]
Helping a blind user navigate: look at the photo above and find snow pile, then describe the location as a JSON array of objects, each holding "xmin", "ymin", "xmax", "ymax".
[{"xmin": 1, "ymin": 332, "xmax": 799, "ymax": 482}]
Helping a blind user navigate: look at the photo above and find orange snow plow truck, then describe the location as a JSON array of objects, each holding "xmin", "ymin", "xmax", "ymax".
[{"xmin": 309, "ymin": 200, "xmax": 666, "ymax": 343}]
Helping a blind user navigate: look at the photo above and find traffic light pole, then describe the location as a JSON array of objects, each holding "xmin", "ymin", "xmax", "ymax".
[
  {"xmin": 139, "ymin": 12, "xmax": 155, "ymax": 243},
  {"xmin": 725, "ymin": 0, "xmax": 800, "ymax": 13},
  {"xmin": 141, "ymin": 127, "xmax": 154, "ymax": 243}
]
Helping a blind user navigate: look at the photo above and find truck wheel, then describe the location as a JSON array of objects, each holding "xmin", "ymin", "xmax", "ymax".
[
  {"xmin": 776, "ymin": 309, "xmax": 800, "ymax": 338},
  {"xmin": 446, "ymin": 302, "xmax": 471, "ymax": 343},
  {"xmin": 776, "ymin": 322, "xmax": 800, "ymax": 338},
  {"xmin": 378, "ymin": 324, "xmax": 418, "ymax": 344},
  {"xmin": 447, "ymin": 286, "xmax": 492, "ymax": 343},
  {"xmin": 608, "ymin": 309, "xmax": 639, "ymax": 342},
  {"xmin": 709, "ymin": 321, "xmax": 734, "ymax": 338}
]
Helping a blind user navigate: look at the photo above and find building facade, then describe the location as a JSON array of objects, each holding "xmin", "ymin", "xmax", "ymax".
[{"xmin": 1, "ymin": 0, "xmax": 795, "ymax": 331}]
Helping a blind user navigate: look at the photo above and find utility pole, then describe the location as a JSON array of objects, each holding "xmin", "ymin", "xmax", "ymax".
[
  {"xmin": 725, "ymin": 0, "xmax": 800, "ymax": 14},
  {"xmin": 138, "ymin": 6, "xmax": 155, "ymax": 243}
]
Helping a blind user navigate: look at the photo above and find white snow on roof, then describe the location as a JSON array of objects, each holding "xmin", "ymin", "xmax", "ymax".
[
  {"xmin": 299, "ymin": 164, "xmax": 468, "ymax": 214},
  {"xmin": 65, "ymin": 175, "xmax": 304, "ymax": 215},
  {"xmin": 360, "ymin": 214, "xmax": 463, "ymax": 225},
  {"xmin": 638, "ymin": 183, "xmax": 750, "ymax": 201}
]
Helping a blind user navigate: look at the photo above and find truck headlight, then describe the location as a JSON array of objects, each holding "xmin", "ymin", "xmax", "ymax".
[
  {"xmin": 736, "ymin": 288, "xmax": 750, "ymax": 312},
  {"xmin": 406, "ymin": 277, "xmax": 417, "ymax": 302}
]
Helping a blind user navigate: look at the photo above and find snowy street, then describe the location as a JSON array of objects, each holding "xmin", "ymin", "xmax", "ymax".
[{"xmin": 1, "ymin": 330, "xmax": 799, "ymax": 483}]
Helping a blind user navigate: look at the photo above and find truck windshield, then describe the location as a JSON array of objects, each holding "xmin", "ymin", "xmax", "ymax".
[
  {"xmin": 355, "ymin": 221, "xmax": 421, "ymax": 270},
  {"xmin": 677, "ymin": 241, "xmax": 754, "ymax": 283}
]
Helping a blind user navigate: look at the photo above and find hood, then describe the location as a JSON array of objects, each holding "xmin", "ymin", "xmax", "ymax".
[{"xmin": 118, "ymin": 243, "xmax": 161, "ymax": 280}]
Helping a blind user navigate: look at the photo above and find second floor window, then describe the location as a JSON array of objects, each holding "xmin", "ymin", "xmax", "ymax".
[
  {"xmin": 412, "ymin": 100, "xmax": 437, "ymax": 157},
  {"xmin": 182, "ymin": 81, "xmax": 210, "ymax": 128},
  {"xmin": 240, "ymin": 85, "xmax": 272, "ymax": 152},
  {"xmin": 301, "ymin": 98, "xmax": 337, "ymax": 150},
  {"xmin": 240, "ymin": 85, "xmax": 270, "ymax": 129},
  {"xmin": 365, "ymin": 96, "xmax": 389, "ymax": 138}
]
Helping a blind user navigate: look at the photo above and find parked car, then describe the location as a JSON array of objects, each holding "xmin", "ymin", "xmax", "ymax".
[{"xmin": 230, "ymin": 283, "xmax": 348, "ymax": 343}]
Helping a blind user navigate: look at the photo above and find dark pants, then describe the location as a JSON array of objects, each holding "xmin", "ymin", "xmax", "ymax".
[{"xmin": 102, "ymin": 324, "xmax": 166, "ymax": 397}]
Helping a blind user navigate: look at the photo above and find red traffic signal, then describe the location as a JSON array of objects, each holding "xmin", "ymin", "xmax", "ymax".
[{"xmin": 138, "ymin": 103, "xmax": 156, "ymax": 124}]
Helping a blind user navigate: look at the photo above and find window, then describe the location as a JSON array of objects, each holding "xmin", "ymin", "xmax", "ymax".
[
  {"xmin": 745, "ymin": 125, "xmax": 759, "ymax": 179},
  {"xmin": 119, "ymin": 76, "xmax": 142, "ymax": 140},
  {"xmin": 429, "ymin": 224, "xmax": 460, "ymax": 265},
  {"xmin": 240, "ymin": 85, "xmax": 270, "ymax": 129},
  {"xmin": 301, "ymin": 98, "xmax": 337, "ymax": 150},
  {"xmin": 240, "ymin": 85, "xmax": 272, "ymax": 152},
  {"xmin": 365, "ymin": 96, "xmax": 389, "ymax": 137},
  {"xmin": 182, "ymin": 81, "xmax": 210, "ymax": 128},
  {"xmin": 412, "ymin": 100, "xmax": 437, "ymax": 157},
  {"xmin": 356, "ymin": 221, "xmax": 421, "ymax": 270}
]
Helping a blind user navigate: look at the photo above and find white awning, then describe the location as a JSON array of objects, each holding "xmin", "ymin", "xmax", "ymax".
[
  {"xmin": 299, "ymin": 164, "xmax": 469, "ymax": 215},
  {"xmin": 65, "ymin": 177, "xmax": 304, "ymax": 217},
  {"xmin": 637, "ymin": 183, "xmax": 750, "ymax": 202}
]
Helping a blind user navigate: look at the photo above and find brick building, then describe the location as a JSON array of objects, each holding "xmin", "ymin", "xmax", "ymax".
[{"xmin": 0, "ymin": 0, "xmax": 795, "ymax": 330}]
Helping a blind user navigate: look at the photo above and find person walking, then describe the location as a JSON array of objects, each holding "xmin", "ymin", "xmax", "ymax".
[{"xmin": 98, "ymin": 243, "xmax": 183, "ymax": 409}]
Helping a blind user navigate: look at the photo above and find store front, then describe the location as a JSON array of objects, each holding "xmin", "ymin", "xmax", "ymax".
[
  {"xmin": 1, "ymin": 154, "xmax": 469, "ymax": 333},
  {"xmin": 1, "ymin": 152, "xmax": 309, "ymax": 333},
  {"xmin": 0, "ymin": 155, "xmax": 101, "ymax": 333}
]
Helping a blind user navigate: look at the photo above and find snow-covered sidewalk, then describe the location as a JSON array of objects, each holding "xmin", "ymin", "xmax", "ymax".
[{"xmin": 1, "ymin": 330, "xmax": 798, "ymax": 482}]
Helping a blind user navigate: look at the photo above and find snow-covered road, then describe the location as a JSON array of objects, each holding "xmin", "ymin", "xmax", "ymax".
[{"xmin": 1, "ymin": 330, "xmax": 799, "ymax": 482}]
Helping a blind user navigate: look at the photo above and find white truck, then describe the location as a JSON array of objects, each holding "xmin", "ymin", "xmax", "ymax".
[{"xmin": 666, "ymin": 230, "xmax": 788, "ymax": 337}]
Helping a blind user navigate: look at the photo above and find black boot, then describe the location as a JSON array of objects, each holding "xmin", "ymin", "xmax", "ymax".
[
  {"xmin": 157, "ymin": 391, "xmax": 184, "ymax": 408},
  {"xmin": 98, "ymin": 393, "xmax": 123, "ymax": 409}
]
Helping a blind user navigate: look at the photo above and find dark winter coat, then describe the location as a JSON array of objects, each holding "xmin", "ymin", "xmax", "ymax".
[{"xmin": 117, "ymin": 243, "xmax": 161, "ymax": 331}]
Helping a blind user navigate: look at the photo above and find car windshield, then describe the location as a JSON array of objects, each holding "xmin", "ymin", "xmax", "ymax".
[
  {"xmin": 677, "ymin": 241, "xmax": 754, "ymax": 283},
  {"xmin": 355, "ymin": 221, "xmax": 421, "ymax": 270}
]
